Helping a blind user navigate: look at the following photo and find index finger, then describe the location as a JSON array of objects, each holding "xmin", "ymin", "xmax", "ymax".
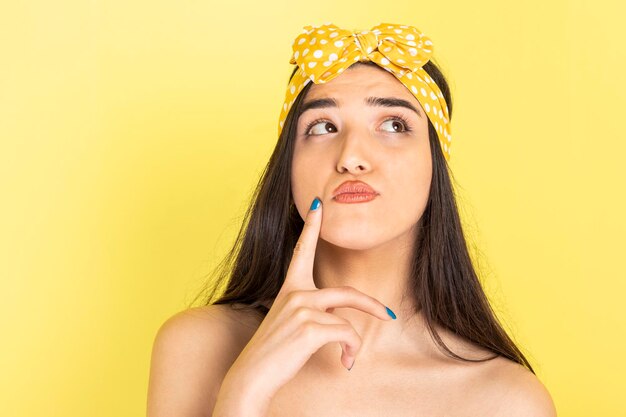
[{"xmin": 281, "ymin": 196, "xmax": 323, "ymax": 292}]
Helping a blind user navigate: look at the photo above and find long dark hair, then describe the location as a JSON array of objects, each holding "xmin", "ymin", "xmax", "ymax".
[{"xmin": 189, "ymin": 59, "xmax": 535, "ymax": 374}]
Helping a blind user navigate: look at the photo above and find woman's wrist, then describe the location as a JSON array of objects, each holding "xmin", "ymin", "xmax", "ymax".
[{"xmin": 212, "ymin": 368, "xmax": 271, "ymax": 417}]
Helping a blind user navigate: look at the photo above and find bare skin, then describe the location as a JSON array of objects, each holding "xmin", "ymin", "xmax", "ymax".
[
  {"xmin": 198, "ymin": 302, "xmax": 549, "ymax": 417},
  {"xmin": 147, "ymin": 64, "xmax": 557, "ymax": 417},
  {"xmin": 230, "ymin": 65, "xmax": 552, "ymax": 415}
]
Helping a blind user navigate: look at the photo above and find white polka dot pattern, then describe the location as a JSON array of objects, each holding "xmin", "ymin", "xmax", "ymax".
[{"xmin": 277, "ymin": 22, "xmax": 453, "ymax": 161}]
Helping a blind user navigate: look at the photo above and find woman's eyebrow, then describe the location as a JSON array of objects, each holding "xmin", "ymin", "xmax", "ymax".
[{"xmin": 298, "ymin": 96, "xmax": 422, "ymax": 118}]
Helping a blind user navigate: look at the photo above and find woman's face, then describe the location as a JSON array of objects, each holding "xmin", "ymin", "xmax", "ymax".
[{"xmin": 291, "ymin": 63, "xmax": 432, "ymax": 250}]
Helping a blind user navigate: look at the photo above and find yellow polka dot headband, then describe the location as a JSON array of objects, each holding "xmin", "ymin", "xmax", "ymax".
[{"xmin": 277, "ymin": 22, "xmax": 453, "ymax": 161}]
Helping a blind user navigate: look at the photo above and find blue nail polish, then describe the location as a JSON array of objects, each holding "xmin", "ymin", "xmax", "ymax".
[
  {"xmin": 310, "ymin": 197, "xmax": 321, "ymax": 211},
  {"xmin": 386, "ymin": 306, "xmax": 397, "ymax": 320}
]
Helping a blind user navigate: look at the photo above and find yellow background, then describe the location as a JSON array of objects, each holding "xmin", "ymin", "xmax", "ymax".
[{"xmin": 1, "ymin": 1, "xmax": 624, "ymax": 416}]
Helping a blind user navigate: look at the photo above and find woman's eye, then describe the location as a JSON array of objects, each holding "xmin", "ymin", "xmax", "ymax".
[
  {"xmin": 305, "ymin": 120, "xmax": 337, "ymax": 136},
  {"xmin": 380, "ymin": 118, "xmax": 409, "ymax": 133},
  {"xmin": 304, "ymin": 116, "xmax": 412, "ymax": 136}
]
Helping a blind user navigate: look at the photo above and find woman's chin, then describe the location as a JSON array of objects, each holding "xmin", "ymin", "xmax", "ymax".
[{"xmin": 319, "ymin": 225, "xmax": 389, "ymax": 251}]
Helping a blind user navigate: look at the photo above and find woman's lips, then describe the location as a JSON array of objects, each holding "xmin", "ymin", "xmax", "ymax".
[
  {"xmin": 331, "ymin": 180, "xmax": 379, "ymax": 204},
  {"xmin": 331, "ymin": 180, "xmax": 379, "ymax": 201},
  {"xmin": 333, "ymin": 193, "xmax": 378, "ymax": 203}
]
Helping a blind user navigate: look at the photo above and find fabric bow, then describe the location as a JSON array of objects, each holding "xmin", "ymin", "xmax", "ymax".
[
  {"xmin": 289, "ymin": 22, "xmax": 434, "ymax": 84},
  {"xmin": 277, "ymin": 22, "xmax": 453, "ymax": 161}
]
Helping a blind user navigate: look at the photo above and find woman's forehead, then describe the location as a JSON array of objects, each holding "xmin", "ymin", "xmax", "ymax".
[{"xmin": 304, "ymin": 66, "xmax": 421, "ymax": 108}]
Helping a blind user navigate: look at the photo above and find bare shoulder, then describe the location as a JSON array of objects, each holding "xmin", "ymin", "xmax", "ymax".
[
  {"xmin": 483, "ymin": 356, "xmax": 557, "ymax": 417},
  {"xmin": 431, "ymin": 330, "xmax": 556, "ymax": 416},
  {"xmin": 152, "ymin": 304, "xmax": 260, "ymax": 355},
  {"xmin": 147, "ymin": 304, "xmax": 261, "ymax": 417},
  {"xmin": 169, "ymin": 303, "xmax": 263, "ymax": 332}
]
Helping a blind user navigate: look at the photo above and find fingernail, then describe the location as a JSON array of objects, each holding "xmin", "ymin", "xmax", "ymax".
[
  {"xmin": 347, "ymin": 358, "xmax": 355, "ymax": 371},
  {"xmin": 310, "ymin": 197, "xmax": 321, "ymax": 211},
  {"xmin": 385, "ymin": 306, "xmax": 397, "ymax": 320}
]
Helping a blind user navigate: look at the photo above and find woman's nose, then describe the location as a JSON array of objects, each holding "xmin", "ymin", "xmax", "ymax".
[{"xmin": 335, "ymin": 128, "xmax": 373, "ymax": 173}]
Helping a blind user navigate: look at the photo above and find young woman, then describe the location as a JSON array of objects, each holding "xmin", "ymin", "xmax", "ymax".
[{"xmin": 147, "ymin": 23, "xmax": 557, "ymax": 417}]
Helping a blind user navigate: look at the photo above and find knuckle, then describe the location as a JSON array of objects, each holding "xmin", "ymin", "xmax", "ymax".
[
  {"xmin": 337, "ymin": 285, "xmax": 378, "ymax": 304},
  {"xmin": 285, "ymin": 290, "xmax": 305, "ymax": 307},
  {"xmin": 292, "ymin": 306, "xmax": 310, "ymax": 321},
  {"xmin": 298, "ymin": 321, "xmax": 317, "ymax": 342},
  {"xmin": 339, "ymin": 285, "xmax": 357, "ymax": 295}
]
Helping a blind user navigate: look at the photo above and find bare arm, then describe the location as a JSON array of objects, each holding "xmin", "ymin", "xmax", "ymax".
[{"xmin": 146, "ymin": 306, "xmax": 253, "ymax": 417}]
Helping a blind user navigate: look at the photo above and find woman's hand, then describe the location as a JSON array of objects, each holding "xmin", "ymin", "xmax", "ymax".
[{"xmin": 212, "ymin": 197, "xmax": 395, "ymax": 416}]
